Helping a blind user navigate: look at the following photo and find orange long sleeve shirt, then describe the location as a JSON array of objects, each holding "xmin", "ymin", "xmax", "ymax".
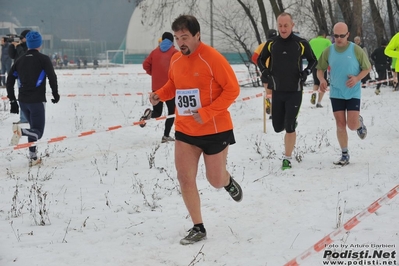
[{"xmin": 155, "ymin": 42, "xmax": 240, "ymax": 136}]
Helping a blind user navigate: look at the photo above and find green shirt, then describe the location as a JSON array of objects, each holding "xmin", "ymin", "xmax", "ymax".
[
  {"xmin": 309, "ymin": 36, "xmax": 332, "ymax": 59},
  {"xmin": 385, "ymin": 32, "xmax": 399, "ymax": 71}
]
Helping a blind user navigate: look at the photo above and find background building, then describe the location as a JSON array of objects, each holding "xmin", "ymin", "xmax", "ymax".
[{"xmin": 0, "ymin": 0, "xmax": 136, "ymax": 63}]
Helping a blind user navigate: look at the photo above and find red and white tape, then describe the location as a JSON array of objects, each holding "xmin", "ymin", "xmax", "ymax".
[
  {"xmin": 284, "ymin": 184, "xmax": 399, "ymax": 266},
  {"xmin": 0, "ymin": 92, "xmax": 264, "ymax": 152}
]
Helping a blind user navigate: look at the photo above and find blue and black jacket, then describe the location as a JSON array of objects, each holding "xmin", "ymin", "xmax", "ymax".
[{"xmin": 6, "ymin": 49, "xmax": 58, "ymax": 103}]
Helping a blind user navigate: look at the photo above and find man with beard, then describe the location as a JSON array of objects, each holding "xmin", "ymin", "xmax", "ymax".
[{"xmin": 148, "ymin": 15, "xmax": 242, "ymax": 245}]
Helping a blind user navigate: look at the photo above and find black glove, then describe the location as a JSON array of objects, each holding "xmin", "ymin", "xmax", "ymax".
[
  {"xmin": 261, "ymin": 69, "xmax": 272, "ymax": 80},
  {"xmin": 10, "ymin": 100, "xmax": 19, "ymax": 114},
  {"xmin": 51, "ymin": 92, "xmax": 60, "ymax": 104},
  {"xmin": 300, "ymin": 69, "xmax": 311, "ymax": 83}
]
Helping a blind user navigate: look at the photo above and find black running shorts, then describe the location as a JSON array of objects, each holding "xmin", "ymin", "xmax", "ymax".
[
  {"xmin": 312, "ymin": 68, "xmax": 327, "ymax": 86},
  {"xmin": 175, "ymin": 130, "xmax": 236, "ymax": 155},
  {"xmin": 330, "ymin": 98, "xmax": 361, "ymax": 112}
]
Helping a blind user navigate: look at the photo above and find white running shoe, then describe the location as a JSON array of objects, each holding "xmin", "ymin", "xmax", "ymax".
[
  {"xmin": 10, "ymin": 124, "xmax": 22, "ymax": 146},
  {"xmin": 29, "ymin": 158, "xmax": 42, "ymax": 167}
]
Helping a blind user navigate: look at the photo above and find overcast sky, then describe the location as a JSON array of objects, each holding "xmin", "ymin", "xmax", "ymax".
[{"xmin": 0, "ymin": 0, "xmax": 136, "ymax": 42}]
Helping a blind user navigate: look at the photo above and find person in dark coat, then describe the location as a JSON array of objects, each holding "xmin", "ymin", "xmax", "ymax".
[
  {"xmin": 1, "ymin": 37, "xmax": 12, "ymax": 87},
  {"xmin": 6, "ymin": 31, "xmax": 60, "ymax": 167},
  {"xmin": 8, "ymin": 29, "xmax": 30, "ymax": 60},
  {"xmin": 371, "ymin": 39, "xmax": 391, "ymax": 95},
  {"xmin": 8, "ymin": 29, "xmax": 31, "ymax": 123}
]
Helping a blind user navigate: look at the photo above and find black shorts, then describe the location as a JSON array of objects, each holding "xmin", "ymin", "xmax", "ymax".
[
  {"xmin": 312, "ymin": 68, "xmax": 327, "ymax": 86},
  {"xmin": 271, "ymin": 90, "xmax": 302, "ymax": 133},
  {"xmin": 330, "ymin": 98, "xmax": 361, "ymax": 112},
  {"xmin": 175, "ymin": 130, "xmax": 236, "ymax": 155}
]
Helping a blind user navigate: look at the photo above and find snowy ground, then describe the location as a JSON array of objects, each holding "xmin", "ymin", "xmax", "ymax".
[{"xmin": 0, "ymin": 64, "xmax": 398, "ymax": 266}]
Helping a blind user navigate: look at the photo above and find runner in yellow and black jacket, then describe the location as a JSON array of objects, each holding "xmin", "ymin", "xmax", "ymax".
[{"xmin": 257, "ymin": 12, "xmax": 317, "ymax": 170}]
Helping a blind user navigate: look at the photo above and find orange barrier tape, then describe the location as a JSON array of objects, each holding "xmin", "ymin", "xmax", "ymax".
[
  {"xmin": 55, "ymin": 70, "xmax": 245, "ymax": 76},
  {"xmin": 284, "ymin": 184, "xmax": 399, "ymax": 266},
  {"xmin": 2, "ymin": 77, "xmax": 393, "ymax": 102},
  {"xmin": 1, "ymin": 92, "xmax": 266, "ymax": 152},
  {"xmin": 59, "ymin": 72, "xmax": 146, "ymax": 76}
]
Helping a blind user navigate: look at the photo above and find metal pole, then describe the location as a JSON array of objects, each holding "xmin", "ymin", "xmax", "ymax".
[{"xmin": 210, "ymin": 0, "xmax": 213, "ymax": 47}]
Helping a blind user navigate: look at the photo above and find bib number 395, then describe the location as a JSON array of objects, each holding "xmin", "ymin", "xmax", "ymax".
[{"xmin": 175, "ymin": 89, "xmax": 202, "ymax": 116}]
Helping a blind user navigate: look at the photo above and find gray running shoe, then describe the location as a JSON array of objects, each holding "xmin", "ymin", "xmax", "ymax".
[
  {"xmin": 333, "ymin": 153, "xmax": 350, "ymax": 166},
  {"xmin": 356, "ymin": 115, "xmax": 367, "ymax": 140},
  {"xmin": 180, "ymin": 226, "xmax": 207, "ymax": 245},
  {"xmin": 161, "ymin": 136, "xmax": 175, "ymax": 143},
  {"xmin": 316, "ymin": 103, "xmax": 323, "ymax": 108},
  {"xmin": 224, "ymin": 176, "xmax": 243, "ymax": 202}
]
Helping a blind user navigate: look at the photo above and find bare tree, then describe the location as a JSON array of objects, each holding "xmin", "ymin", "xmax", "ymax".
[
  {"xmin": 352, "ymin": 0, "xmax": 363, "ymax": 38},
  {"xmin": 136, "ymin": 0, "xmax": 199, "ymax": 28},
  {"xmin": 336, "ymin": 0, "xmax": 355, "ymax": 40},
  {"xmin": 310, "ymin": 0, "xmax": 329, "ymax": 33},
  {"xmin": 257, "ymin": 0, "xmax": 270, "ymax": 44},
  {"xmin": 326, "ymin": 0, "xmax": 337, "ymax": 29},
  {"xmin": 209, "ymin": 2, "xmax": 257, "ymax": 63},
  {"xmin": 335, "ymin": 0, "xmax": 363, "ymax": 41},
  {"xmin": 133, "ymin": 0, "xmax": 396, "ymax": 64},
  {"xmin": 369, "ymin": 0, "xmax": 386, "ymax": 45},
  {"xmin": 386, "ymin": 0, "xmax": 398, "ymax": 37},
  {"xmin": 394, "ymin": 0, "xmax": 399, "ymax": 11},
  {"xmin": 269, "ymin": 0, "xmax": 284, "ymax": 19},
  {"xmin": 237, "ymin": 0, "xmax": 263, "ymax": 45}
]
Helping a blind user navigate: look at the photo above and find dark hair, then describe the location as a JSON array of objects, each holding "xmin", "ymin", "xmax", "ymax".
[
  {"xmin": 381, "ymin": 39, "xmax": 388, "ymax": 46},
  {"xmin": 162, "ymin": 32, "xmax": 174, "ymax": 42},
  {"xmin": 318, "ymin": 30, "xmax": 326, "ymax": 36},
  {"xmin": 171, "ymin": 15, "xmax": 200, "ymax": 37},
  {"xmin": 267, "ymin": 29, "xmax": 277, "ymax": 39}
]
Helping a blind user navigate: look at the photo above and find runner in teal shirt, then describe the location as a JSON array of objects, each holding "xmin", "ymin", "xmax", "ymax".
[{"xmin": 316, "ymin": 22, "xmax": 371, "ymax": 166}]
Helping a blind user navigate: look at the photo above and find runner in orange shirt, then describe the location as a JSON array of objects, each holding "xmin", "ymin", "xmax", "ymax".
[{"xmin": 147, "ymin": 15, "xmax": 242, "ymax": 245}]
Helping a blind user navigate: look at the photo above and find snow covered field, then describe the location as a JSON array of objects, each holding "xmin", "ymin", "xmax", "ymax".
[{"xmin": 0, "ymin": 64, "xmax": 398, "ymax": 266}]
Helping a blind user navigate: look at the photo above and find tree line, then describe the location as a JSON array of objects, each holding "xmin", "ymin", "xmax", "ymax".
[{"xmin": 135, "ymin": 0, "xmax": 399, "ymax": 64}]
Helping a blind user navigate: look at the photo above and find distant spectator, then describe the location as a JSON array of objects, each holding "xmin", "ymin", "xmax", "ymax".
[
  {"xmin": 8, "ymin": 29, "xmax": 30, "ymax": 60},
  {"xmin": 93, "ymin": 59, "xmax": 99, "ymax": 70},
  {"xmin": 1, "ymin": 37, "xmax": 12, "ymax": 87},
  {"xmin": 8, "ymin": 29, "xmax": 31, "ymax": 124},
  {"xmin": 83, "ymin": 58, "xmax": 88, "ymax": 69},
  {"xmin": 370, "ymin": 39, "xmax": 391, "ymax": 95},
  {"xmin": 63, "ymin": 55, "xmax": 68, "ymax": 67}
]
